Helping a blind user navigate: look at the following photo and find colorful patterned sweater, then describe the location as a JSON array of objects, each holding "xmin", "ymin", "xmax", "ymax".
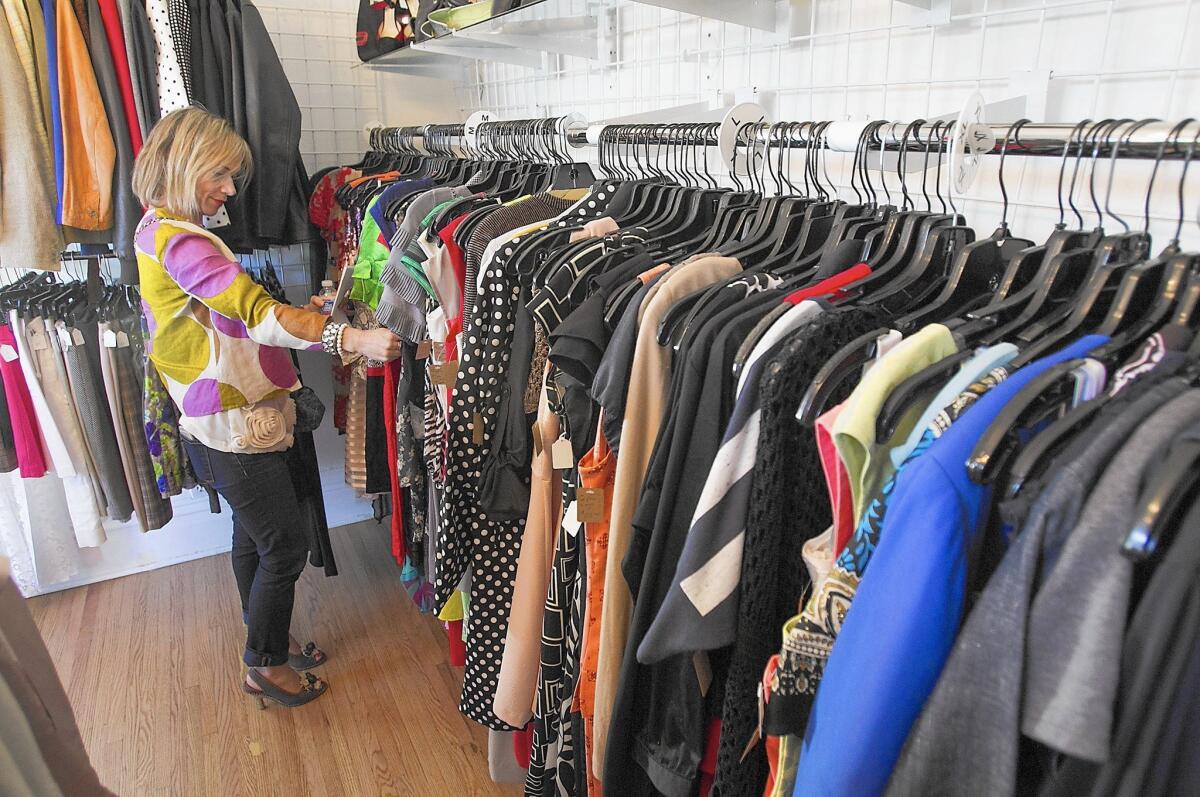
[{"xmin": 135, "ymin": 209, "xmax": 327, "ymax": 422}]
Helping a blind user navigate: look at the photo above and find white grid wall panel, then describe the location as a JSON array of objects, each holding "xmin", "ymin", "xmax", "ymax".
[
  {"xmin": 256, "ymin": 0, "xmax": 380, "ymax": 174},
  {"xmin": 433, "ymin": 0, "xmax": 1200, "ymax": 249}
]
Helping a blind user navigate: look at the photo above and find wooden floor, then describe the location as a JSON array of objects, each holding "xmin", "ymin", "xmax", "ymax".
[{"xmin": 28, "ymin": 520, "xmax": 522, "ymax": 797}]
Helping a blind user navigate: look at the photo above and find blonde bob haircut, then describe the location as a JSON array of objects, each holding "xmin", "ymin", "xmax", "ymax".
[{"xmin": 132, "ymin": 106, "xmax": 252, "ymax": 220}]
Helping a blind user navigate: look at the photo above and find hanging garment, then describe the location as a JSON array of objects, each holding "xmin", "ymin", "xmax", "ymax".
[
  {"xmin": 236, "ymin": 0, "xmax": 313, "ymax": 247},
  {"xmin": 344, "ymin": 369, "xmax": 368, "ymax": 493},
  {"xmin": 55, "ymin": 0, "xmax": 116, "ymax": 232},
  {"xmin": 886, "ymin": 374, "xmax": 1193, "ymax": 797},
  {"xmin": 0, "ymin": 379, "xmax": 18, "ymax": 474},
  {"xmin": 0, "ymin": 7, "xmax": 64, "ymax": 271},
  {"xmin": 97, "ymin": 321, "xmax": 148, "ymax": 529},
  {"xmin": 93, "ymin": 0, "xmax": 141, "ymax": 154},
  {"xmin": 494, "ymin": 371, "xmax": 563, "ymax": 729},
  {"xmin": 592, "ymin": 255, "xmax": 743, "ymax": 776},
  {"xmin": 111, "ymin": 318, "xmax": 173, "ymax": 530},
  {"xmin": 61, "ymin": 323, "xmax": 133, "ymax": 521},
  {"xmin": 792, "ymin": 336, "xmax": 1107, "ymax": 797},
  {"xmin": 0, "ymin": 326, "xmax": 49, "ymax": 479},
  {"xmin": 85, "ymin": 0, "xmax": 140, "ymax": 281},
  {"xmin": 13, "ymin": 315, "xmax": 105, "ymax": 548},
  {"xmin": 145, "ymin": 0, "xmax": 189, "ymax": 112},
  {"xmin": 1, "ymin": 0, "xmax": 53, "ymax": 159},
  {"xmin": 115, "ymin": 0, "xmax": 158, "ymax": 140}
]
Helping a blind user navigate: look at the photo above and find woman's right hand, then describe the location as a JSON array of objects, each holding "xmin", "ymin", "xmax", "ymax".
[{"xmin": 341, "ymin": 327, "xmax": 403, "ymax": 362}]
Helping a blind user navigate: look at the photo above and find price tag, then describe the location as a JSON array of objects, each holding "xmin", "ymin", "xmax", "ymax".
[
  {"xmin": 694, "ymin": 651, "xmax": 713, "ymax": 697},
  {"xmin": 102, "ymin": 329, "xmax": 119, "ymax": 348},
  {"xmin": 577, "ymin": 487, "xmax": 604, "ymax": 523},
  {"xmin": 28, "ymin": 327, "xmax": 48, "ymax": 351},
  {"xmin": 472, "ymin": 412, "xmax": 484, "ymax": 444},
  {"xmin": 57, "ymin": 326, "xmax": 74, "ymax": 348},
  {"xmin": 429, "ymin": 360, "xmax": 458, "ymax": 387},
  {"xmin": 416, "ymin": 339, "xmax": 433, "ymax": 360},
  {"xmin": 72, "ymin": 328, "xmax": 85, "ymax": 346},
  {"xmin": 0, "ymin": 345, "xmax": 17, "ymax": 363},
  {"xmin": 117, "ymin": 331, "xmax": 130, "ymax": 348},
  {"xmin": 550, "ymin": 435, "xmax": 573, "ymax": 470}
]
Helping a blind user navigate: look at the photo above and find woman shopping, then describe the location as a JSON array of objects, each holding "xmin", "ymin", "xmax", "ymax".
[{"xmin": 132, "ymin": 107, "xmax": 401, "ymax": 708}]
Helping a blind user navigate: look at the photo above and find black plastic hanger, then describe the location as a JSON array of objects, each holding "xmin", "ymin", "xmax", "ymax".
[
  {"xmin": 965, "ymin": 358, "xmax": 1087, "ymax": 484},
  {"xmin": 1123, "ymin": 426, "xmax": 1200, "ymax": 560},
  {"xmin": 900, "ymin": 121, "xmax": 1038, "ymax": 330},
  {"xmin": 953, "ymin": 120, "xmax": 1106, "ymax": 344}
]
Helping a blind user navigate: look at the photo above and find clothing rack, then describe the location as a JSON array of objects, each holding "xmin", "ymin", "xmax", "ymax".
[{"xmin": 369, "ymin": 117, "xmax": 1200, "ymax": 161}]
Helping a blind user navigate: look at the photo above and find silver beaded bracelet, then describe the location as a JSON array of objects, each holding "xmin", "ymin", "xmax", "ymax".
[{"xmin": 321, "ymin": 321, "xmax": 346, "ymax": 357}]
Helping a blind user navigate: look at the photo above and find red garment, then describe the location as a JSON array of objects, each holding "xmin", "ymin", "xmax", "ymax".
[
  {"xmin": 782, "ymin": 262, "xmax": 872, "ymax": 305},
  {"xmin": 446, "ymin": 619, "xmax": 465, "ymax": 666},
  {"xmin": 436, "ymin": 213, "xmax": 470, "ymax": 360},
  {"xmin": 0, "ymin": 325, "xmax": 48, "ymax": 478},
  {"xmin": 698, "ymin": 718, "xmax": 722, "ymax": 797},
  {"xmin": 95, "ymin": 0, "xmax": 142, "ymax": 154},
  {"xmin": 382, "ymin": 358, "xmax": 404, "ymax": 564},
  {"xmin": 513, "ymin": 725, "xmax": 533, "ymax": 769},
  {"xmin": 815, "ymin": 403, "xmax": 856, "ymax": 554}
]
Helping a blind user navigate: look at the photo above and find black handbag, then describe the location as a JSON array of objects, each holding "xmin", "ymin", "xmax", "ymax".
[{"xmin": 291, "ymin": 386, "xmax": 327, "ymax": 433}]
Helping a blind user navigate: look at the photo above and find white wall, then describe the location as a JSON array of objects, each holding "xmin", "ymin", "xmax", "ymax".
[{"xmin": 373, "ymin": 0, "xmax": 1200, "ymax": 249}]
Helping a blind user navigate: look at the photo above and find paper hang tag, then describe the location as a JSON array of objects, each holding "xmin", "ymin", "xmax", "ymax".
[
  {"xmin": 56, "ymin": 326, "xmax": 74, "ymax": 348},
  {"xmin": 472, "ymin": 412, "xmax": 484, "ymax": 444},
  {"xmin": 415, "ymin": 339, "xmax": 433, "ymax": 360},
  {"xmin": 72, "ymin": 328, "xmax": 85, "ymax": 346},
  {"xmin": 0, "ymin": 345, "xmax": 17, "ymax": 363},
  {"xmin": 694, "ymin": 651, "xmax": 713, "ymax": 697},
  {"xmin": 550, "ymin": 436, "xmax": 573, "ymax": 470},
  {"xmin": 577, "ymin": 487, "xmax": 604, "ymax": 523},
  {"xmin": 429, "ymin": 360, "xmax": 458, "ymax": 387},
  {"xmin": 102, "ymin": 329, "xmax": 119, "ymax": 348},
  {"xmin": 28, "ymin": 328, "xmax": 48, "ymax": 351},
  {"xmin": 116, "ymin": 331, "xmax": 130, "ymax": 348}
]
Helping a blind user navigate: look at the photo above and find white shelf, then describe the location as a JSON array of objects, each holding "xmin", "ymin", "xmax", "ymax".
[
  {"xmin": 356, "ymin": 0, "xmax": 810, "ymax": 75},
  {"xmin": 358, "ymin": 1, "xmax": 610, "ymax": 74}
]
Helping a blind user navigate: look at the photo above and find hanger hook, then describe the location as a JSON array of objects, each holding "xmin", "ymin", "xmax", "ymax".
[
  {"xmin": 1087, "ymin": 118, "xmax": 1128, "ymax": 229},
  {"xmin": 1068, "ymin": 119, "xmax": 1106, "ymax": 229},
  {"xmin": 1104, "ymin": 118, "xmax": 1156, "ymax": 233},
  {"xmin": 1055, "ymin": 119, "xmax": 1090, "ymax": 228},
  {"xmin": 1144, "ymin": 118, "xmax": 1194, "ymax": 235},
  {"xmin": 1173, "ymin": 124, "xmax": 1200, "ymax": 244},
  {"xmin": 997, "ymin": 118, "xmax": 1029, "ymax": 230}
]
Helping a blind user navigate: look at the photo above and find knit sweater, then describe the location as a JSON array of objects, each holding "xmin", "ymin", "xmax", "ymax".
[{"xmin": 712, "ymin": 305, "xmax": 888, "ymax": 796}]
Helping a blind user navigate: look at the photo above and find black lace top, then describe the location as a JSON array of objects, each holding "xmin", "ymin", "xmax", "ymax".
[{"xmin": 712, "ymin": 305, "xmax": 889, "ymax": 796}]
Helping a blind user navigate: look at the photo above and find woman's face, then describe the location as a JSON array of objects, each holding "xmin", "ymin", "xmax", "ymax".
[{"xmin": 197, "ymin": 163, "xmax": 239, "ymax": 218}]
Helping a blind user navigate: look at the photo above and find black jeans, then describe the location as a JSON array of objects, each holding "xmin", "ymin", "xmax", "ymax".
[{"xmin": 183, "ymin": 439, "xmax": 309, "ymax": 667}]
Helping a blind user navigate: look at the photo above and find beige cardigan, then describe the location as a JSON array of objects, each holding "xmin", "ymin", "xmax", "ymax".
[
  {"xmin": 0, "ymin": 5, "xmax": 64, "ymax": 270},
  {"xmin": 590, "ymin": 255, "xmax": 743, "ymax": 774},
  {"xmin": 493, "ymin": 369, "xmax": 564, "ymax": 727}
]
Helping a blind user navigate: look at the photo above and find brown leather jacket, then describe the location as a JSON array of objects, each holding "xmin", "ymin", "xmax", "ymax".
[{"xmin": 57, "ymin": 0, "xmax": 115, "ymax": 231}]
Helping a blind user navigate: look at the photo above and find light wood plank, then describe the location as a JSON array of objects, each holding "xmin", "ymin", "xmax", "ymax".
[{"xmin": 28, "ymin": 520, "xmax": 522, "ymax": 796}]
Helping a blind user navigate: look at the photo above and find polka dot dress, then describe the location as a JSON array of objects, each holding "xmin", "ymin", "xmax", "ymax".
[
  {"xmin": 435, "ymin": 185, "xmax": 619, "ymax": 730},
  {"xmin": 146, "ymin": 0, "xmax": 189, "ymax": 113},
  {"xmin": 167, "ymin": 0, "xmax": 194, "ymax": 101}
]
